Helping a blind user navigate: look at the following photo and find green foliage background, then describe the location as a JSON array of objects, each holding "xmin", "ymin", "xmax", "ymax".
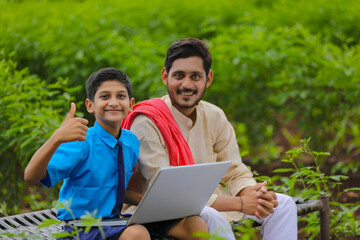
[{"xmin": 0, "ymin": 0, "xmax": 359, "ymax": 219}]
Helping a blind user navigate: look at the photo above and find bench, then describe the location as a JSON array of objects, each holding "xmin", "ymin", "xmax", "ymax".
[{"xmin": 0, "ymin": 195, "xmax": 330, "ymax": 240}]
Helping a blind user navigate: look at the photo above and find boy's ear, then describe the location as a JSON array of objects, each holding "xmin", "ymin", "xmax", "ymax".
[
  {"xmin": 206, "ymin": 69, "xmax": 213, "ymax": 88},
  {"xmin": 85, "ymin": 98, "xmax": 95, "ymax": 113},
  {"xmin": 129, "ymin": 98, "xmax": 135, "ymax": 112},
  {"xmin": 161, "ymin": 68, "xmax": 168, "ymax": 85}
]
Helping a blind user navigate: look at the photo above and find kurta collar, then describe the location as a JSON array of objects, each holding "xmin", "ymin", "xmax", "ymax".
[{"xmin": 162, "ymin": 95, "xmax": 199, "ymax": 129}]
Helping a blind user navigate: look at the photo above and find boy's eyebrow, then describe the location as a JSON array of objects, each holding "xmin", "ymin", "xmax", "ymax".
[{"xmin": 98, "ymin": 90, "xmax": 128, "ymax": 94}]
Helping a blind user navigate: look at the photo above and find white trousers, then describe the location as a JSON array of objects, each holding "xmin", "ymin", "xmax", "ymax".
[
  {"xmin": 200, "ymin": 193, "xmax": 297, "ymax": 240},
  {"xmin": 244, "ymin": 193, "xmax": 298, "ymax": 240},
  {"xmin": 200, "ymin": 206, "xmax": 236, "ymax": 240}
]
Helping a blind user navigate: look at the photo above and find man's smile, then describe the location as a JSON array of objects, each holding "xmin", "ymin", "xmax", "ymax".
[{"xmin": 177, "ymin": 89, "xmax": 197, "ymax": 96}]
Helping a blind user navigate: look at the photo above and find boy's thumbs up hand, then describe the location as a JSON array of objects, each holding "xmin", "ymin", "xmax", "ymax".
[
  {"xmin": 65, "ymin": 102, "xmax": 76, "ymax": 120},
  {"xmin": 53, "ymin": 102, "xmax": 89, "ymax": 143}
]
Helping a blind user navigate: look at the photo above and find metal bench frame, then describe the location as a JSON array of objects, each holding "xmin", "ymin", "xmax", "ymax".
[{"xmin": 0, "ymin": 196, "xmax": 330, "ymax": 240}]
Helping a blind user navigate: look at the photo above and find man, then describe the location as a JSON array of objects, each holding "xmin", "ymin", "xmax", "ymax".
[{"xmin": 123, "ymin": 38, "xmax": 298, "ymax": 239}]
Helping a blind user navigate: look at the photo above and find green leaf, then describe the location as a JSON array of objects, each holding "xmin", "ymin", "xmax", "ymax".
[
  {"xmin": 312, "ymin": 151, "xmax": 330, "ymax": 156},
  {"xmin": 329, "ymin": 175, "xmax": 348, "ymax": 182},
  {"xmin": 281, "ymin": 158, "xmax": 293, "ymax": 163},
  {"xmin": 38, "ymin": 219, "xmax": 61, "ymax": 228},
  {"xmin": 344, "ymin": 187, "xmax": 360, "ymax": 192},
  {"xmin": 273, "ymin": 168, "xmax": 294, "ymax": 173},
  {"xmin": 52, "ymin": 232, "xmax": 72, "ymax": 238}
]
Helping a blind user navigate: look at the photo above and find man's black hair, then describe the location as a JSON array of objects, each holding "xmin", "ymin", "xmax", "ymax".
[{"xmin": 164, "ymin": 38, "xmax": 212, "ymax": 76}]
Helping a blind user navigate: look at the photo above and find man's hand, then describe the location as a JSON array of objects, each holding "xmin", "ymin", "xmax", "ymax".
[
  {"xmin": 53, "ymin": 102, "xmax": 89, "ymax": 143},
  {"xmin": 239, "ymin": 181, "xmax": 278, "ymax": 219},
  {"xmin": 257, "ymin": 183, "xmax": 278, "ymax": 204}
]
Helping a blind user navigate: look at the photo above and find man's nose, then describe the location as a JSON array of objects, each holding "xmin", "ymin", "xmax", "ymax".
[{"xmin": 181, "ymin": 76, "xmax": 193, "ymax": 88}]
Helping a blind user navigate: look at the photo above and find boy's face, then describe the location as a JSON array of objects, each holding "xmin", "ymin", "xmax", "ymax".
[
  {"xmin": 161, "ymin": 56, "xmax": 213, "ymax": 117},
  {"xmin": 85, "ymin": 80, "xmax": 134, "ymax": 130}
]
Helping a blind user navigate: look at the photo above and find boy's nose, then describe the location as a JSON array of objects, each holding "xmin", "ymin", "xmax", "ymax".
[{"xmin": 109, "ymin": 97, "xmax": 118, "ymax": 106}]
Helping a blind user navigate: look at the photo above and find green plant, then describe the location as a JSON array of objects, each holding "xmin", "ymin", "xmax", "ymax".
[
  {"xmin": 0, "ymin": 51, "xmax": 81, "ymax": 212},
  {"xmin": 264, "ymin": 138, "xmax": 360, "ymax": 239},
  {"xmin": 232, "ymin": 219, "xmax": 260, "ymax": 240},
  {"xmin": 0, "ymin": 1, "xmax": 359, "ymax": 237},
  {"xmin": 1, "ymin": 0, "xmax": 359, "ymax": 156}
]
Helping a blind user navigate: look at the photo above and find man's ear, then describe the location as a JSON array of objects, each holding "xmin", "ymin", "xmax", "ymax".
[
  {"xmin": 161, "ymin": 68, "xmax": 168, "ymax": 85},
  {"xmin": 206, "ymin": 69, "xmax": 213, "ymax": 88},
  {"xmin": 85, "ymin": 98, "xmax": 94, "ymax": 113}
]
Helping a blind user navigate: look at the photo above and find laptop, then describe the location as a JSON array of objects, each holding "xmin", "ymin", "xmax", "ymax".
[{"xmin": 70, "ymin": 161, "xmax": 231, "ymax": 226}]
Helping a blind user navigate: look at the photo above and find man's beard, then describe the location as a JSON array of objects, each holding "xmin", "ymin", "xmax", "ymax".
[{"xmin": 168, "ymin": 86, "xmax": 206, "ymax": 109}]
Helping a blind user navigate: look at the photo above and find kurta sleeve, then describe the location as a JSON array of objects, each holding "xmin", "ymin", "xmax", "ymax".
[
  {"xmin": 129, "ymin": 115, "xmax": 171, "ymax": 186},
  {"xmin": 213, "ymin": 110, "xmax": 257, "ymax": 196}
]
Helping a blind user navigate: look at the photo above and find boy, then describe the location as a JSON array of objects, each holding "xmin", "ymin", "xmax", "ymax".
[
  {"xmin": 24, "ymin": 67, "xmax": 150, "ymax": 239},
  {"xmin": 25, "ymin": 67, "xmax": 208, "ymax": 240}
]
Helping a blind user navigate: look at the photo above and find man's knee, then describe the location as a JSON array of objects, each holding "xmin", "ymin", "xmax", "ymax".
[
  {"xmin": 277, "ymin": 193, "xmax": 296, "ymax": 209},
  {"xmin": 200, "ymin": 206, "xmax": 223, "ymax": 221}
]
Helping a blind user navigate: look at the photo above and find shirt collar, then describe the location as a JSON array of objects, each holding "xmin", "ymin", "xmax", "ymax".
[
  {"xmin": 93, "ymin": 121, "xmax": 119, "ymax": 148},
  {"xmin": 162, "ymin": 95, "xmax": 198, "ymax": 129}
]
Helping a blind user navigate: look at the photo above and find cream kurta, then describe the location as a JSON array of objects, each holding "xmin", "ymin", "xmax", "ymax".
[{"xmin": 123, "ymin": 95, "xmax": 256, "ymax": 221}]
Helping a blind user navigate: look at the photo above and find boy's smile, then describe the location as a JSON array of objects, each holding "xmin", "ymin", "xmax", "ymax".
[{"xmin": 86, "ymin": 80, "xmax": 134, "ymax": 137}]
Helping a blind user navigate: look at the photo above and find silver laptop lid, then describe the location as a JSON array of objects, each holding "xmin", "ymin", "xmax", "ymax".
[{"xmin": 129, "ymin": 161, "xmax": 231, "ymax": 225}]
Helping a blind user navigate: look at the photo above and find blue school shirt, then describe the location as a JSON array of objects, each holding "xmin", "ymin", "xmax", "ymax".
[{"xmin": 40, "ymin": 121, "xmax": 139, "ymax": 221}]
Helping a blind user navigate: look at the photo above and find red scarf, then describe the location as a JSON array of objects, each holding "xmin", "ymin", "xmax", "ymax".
[{"xmin": 121, "ymin": 98, "xmax": 195, "ymax": 166}]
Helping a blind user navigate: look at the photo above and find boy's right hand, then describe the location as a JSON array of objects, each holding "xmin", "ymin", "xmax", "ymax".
[{"xmin": 53, "ymin": 102, "xmax": 89, "ymax": 143}]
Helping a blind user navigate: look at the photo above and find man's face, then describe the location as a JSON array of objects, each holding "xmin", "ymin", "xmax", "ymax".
[{"xmin": 162, "ymin": 56, "xmax": 213, "ymax": 117}]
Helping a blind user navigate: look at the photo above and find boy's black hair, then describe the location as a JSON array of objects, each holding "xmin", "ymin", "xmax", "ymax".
[
  {"xmin": 86, "ymin": 67, "xmax": 132, "ymax": 101},
  {"xmin": 164, "ymin": 38, "xmax": 212, "ymax": 76}
]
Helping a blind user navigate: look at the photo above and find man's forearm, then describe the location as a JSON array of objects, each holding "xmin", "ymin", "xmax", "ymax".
[{"xmin": 210, "ymin": 195, "xmax": 243, "ymax": 212}]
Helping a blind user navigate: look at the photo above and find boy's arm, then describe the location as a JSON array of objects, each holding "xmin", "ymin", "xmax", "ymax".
[
  {"xmin": 24, "ymin": 103, "xmax": 88, "ymax": 184},
  {"xmin": 123, "ymin": 168, "xmax": 145, "ymax": 205},
  {"xmin": 124, "ymin": 188, "xmax": 144, "ymax": 206}
]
